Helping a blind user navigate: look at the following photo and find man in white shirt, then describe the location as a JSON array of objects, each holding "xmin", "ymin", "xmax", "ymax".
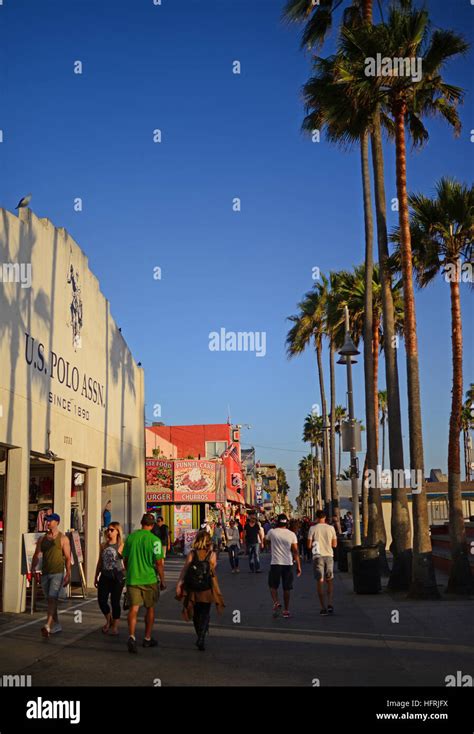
[
  {"xmin": 307, "ymin": 510, "xmax": 337, "ymax": 616},
  {"xmin": 266, "ymin": 514, "xmax": 301, "ymax": 618}
]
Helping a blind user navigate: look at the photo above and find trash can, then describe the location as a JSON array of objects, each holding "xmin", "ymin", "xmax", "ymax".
[
  {"xmin": 351, "ymin": 545, "xmax": 382, "ymax": 594},
  {"xmin": 337, "ymin": 538, "xmax": 353, "ymax": 572}
]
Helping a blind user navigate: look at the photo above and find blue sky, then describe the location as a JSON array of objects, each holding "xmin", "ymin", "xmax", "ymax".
[{"xmin": 1, "ymin": 0, "xmax": 473, "ymax": 502}]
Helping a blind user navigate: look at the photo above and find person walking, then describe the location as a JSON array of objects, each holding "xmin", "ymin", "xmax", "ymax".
[
  {"xmin": 212, "ymin": 522, "xmax": 224, "ymax": 557},
  {"xmin": 31, "ymin": 513, "xmax": 71, "ymax": 638},
  {"xmin": 244, "ymin": 513, "xmax": 264, "ymax": 573},
  {"xmin": 307, "ymin": 510, "xmax": 338, "ymax": 616},
  {"xmin": 152, "ymin": 515, "xmax": 171, "ymax": 558},
  {"xmin": 122, "ymin": 513, "xmax": 166, "ymax": 653},
  {"xmin": 266, "ymin": 514, "xmax": 301, "ymax": 619},
  {"xmin": 226, "ymin": 519, "xmax": 240, "ymax": 573},
  {"xmin": 94, "ymin": 522, "xmax": 125, "ymax": 635},
  {"xmin": 175, "ymin": 530, "xmax": 225, "ymax": 651}
]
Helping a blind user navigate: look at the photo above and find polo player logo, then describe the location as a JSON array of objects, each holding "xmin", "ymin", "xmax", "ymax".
[{"xmin": 67, "ymin": 248, "xmax": 83, "ymax": 350}]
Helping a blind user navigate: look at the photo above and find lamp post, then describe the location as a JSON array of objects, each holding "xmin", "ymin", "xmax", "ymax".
[{"xmin": 338, "ymin": 305, "xmax": 362, "ymax": 546}]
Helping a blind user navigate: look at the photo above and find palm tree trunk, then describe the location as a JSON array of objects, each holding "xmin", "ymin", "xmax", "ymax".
[
  {"xmin": 361, "ymin": 133, "xmax": 386, "ymax": 566},
  {"xmin": 373, "ymin": 316, "xmax": 380, "ymax": 460},
  {"xmin": 371, "ymin": 111, "xmax": 412, "ymax": 590},
  {"xmin": 316, "ymin": 339, "xmax": 331, "ymax": 514},
  {"xmin": 394, "ymin": 102, "xmax": 438, "ymax": 598},
  {"xmin": 447, "ymin": 274, "xmax": 473, "ymax": 593},
  {"xmin": 361, "ymin": 454, "xmax": 369, "ymax": 543},
  {"xmin": 382, "ymin": 417, "xmax": 386, "ymax": 472},
  {"xmin": 464, "ymin": 430, "xmax": 470, "ymax": 482},
  {"xmin": 329, "ymin": 340, "xmax": 340, "ymax": 529},
  {"xmin": 338, "ymin": 430, "xmax": 342, "ymax": 479}
]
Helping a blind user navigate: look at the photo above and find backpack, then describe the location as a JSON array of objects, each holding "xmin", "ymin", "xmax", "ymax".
[{"xmin": 184, "ymin": 550, "xmax": 213, "ymax": 592}]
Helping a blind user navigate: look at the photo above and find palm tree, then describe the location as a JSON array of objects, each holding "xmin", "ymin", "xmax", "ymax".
[
  {"xmin": 391, "ymin": 178, "xmax": 473, "ymax": 594},
  {"xmin": 329, "ymin": 264, "xmax": 403, "ymax": 565},
  {"xmin": 283, "ymin": 0, "xmax": 412, "ymax": 592},
  {"xmin": 337, "ymin": 1, "xmax": 468, "ymax": 597},
  {"xmin": 461, "ymin": 403, "xmax": 473, "ymax": 482},
  {"xmin": 303, "ymin": 412, "xmax": 324, "ymax": 509},
  {"xmin": 335, "ymin": 405, "xmax": 347, "ymax": 477},
  {"xmin": 287, "ymin": 282, "xmax": 332, "ymax": 512},
  {"xmin": 379, "ymin": 390, "xmax": 388, "ymax": 470}
]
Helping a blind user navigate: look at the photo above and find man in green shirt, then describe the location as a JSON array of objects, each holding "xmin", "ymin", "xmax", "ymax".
[{"xmin": 122, "ymin": 513, "xmax": 166, "ymax": 653}]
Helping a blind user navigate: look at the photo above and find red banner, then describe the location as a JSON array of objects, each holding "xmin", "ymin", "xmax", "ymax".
[{"xmin": 174, "ymin": 460, "xmax": 216, "ymax": 502}]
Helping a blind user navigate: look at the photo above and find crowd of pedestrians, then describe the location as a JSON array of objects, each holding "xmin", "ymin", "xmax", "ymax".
[{"xmin": 33, "ymin": 507, "xmax": 352, "ymax": 654}]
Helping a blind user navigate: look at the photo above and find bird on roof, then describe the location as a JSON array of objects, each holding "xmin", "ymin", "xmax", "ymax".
[{"xmin": 15, "ymin": 194, "xmax": 32, "ymax": 209}]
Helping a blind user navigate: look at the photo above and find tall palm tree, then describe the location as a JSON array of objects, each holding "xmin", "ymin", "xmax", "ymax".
[
  {"xmin": 303, "ymin": 412, "xmax": 324, "ymax": 509},
  {"xmin": 379, "ymin": 389, "xmax": 388, "ymax": 470},
  {"xmin": 287, "ymin": 281, "xmax": 331, "ymax": 511},
  {"xmin": 329, "ymin": 264, "xmax": 403, "ymax": 564},
  {"xmin": 337, "ymin": 2, "xmax": 468, "ymax": 597},
  {"xmin": 283, "ymin": 0, "xmax": 412, "ymax": 592},
  {"xmin": 391, "ymin": 178, "xmax": 473, "ymax": 593}
]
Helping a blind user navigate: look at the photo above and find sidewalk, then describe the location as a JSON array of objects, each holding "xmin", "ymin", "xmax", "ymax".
[{"xmin": 0, "ymin": 556, "xmax": 472, "ymax": 686}]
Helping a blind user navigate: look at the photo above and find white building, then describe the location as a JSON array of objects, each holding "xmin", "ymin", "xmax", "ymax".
[{"xmin": 0, "ymin": 206, "xmax": 145, "ymax": 612}]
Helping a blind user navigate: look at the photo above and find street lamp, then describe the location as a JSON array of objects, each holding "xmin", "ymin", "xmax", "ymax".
[{"xmin": 338, "ymin": 305, "xmax": 362, "ymax": 547}]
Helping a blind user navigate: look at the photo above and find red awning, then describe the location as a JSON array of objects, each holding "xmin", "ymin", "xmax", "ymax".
[{"xmin": 226, "ymin": 490, "xmax": 245, "ymax": 504}]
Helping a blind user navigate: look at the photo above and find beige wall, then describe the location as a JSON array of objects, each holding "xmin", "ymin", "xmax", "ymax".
[
  {"xmin": 0, "ymin": 207, "xmax": 145, "ymax": 610},
  {"xmin": 145, "ymin": 428, "xmax": 177, "ymax": 459}
]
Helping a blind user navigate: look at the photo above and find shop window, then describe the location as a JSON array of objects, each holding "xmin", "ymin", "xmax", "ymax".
[{"xmin": 29, "ymin": 458, "xmax": 54, "ymax": 532}]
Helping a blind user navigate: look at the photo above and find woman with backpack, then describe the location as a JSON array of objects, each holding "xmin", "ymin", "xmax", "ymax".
[{"xmin": 175, "ymin": 530, "xmax": 225, "ymax": 651}]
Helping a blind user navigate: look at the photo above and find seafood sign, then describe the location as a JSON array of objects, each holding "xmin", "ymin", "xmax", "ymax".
[
  {"xmin": 145, "ymin": 459, "xmax": 173, "ymax": 502},
  {"xmin": 174, "ymin": 460, "xmax": 216, "ymax": 502}
]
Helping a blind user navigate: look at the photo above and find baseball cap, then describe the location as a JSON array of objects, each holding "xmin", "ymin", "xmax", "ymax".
[
  {"xmin": 44, "ymin": 513, "xmax": 60, "ymax": 523},
  {"xmin": 277, "ymin": 513, "xmax": 288, "ymax": 526}
]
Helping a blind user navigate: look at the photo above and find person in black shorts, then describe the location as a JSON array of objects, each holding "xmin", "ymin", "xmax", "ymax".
[{"xmin": 265, "ymin": 514, "xmax": 301, "ymax": 619}]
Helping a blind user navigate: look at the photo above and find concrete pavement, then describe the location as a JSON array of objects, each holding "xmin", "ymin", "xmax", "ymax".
[{"xmin": 0, "ymin": 552, "xmax": 472, "ymax": 687}]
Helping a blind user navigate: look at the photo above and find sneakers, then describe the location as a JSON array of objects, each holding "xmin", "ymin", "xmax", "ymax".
[
  {"xmin": 235, "ymin": 568, "xmax": 240, "ymax": 574},
  {"xmin": 50, "ymin": 623, "xmax": 62, "ymax": 634},
  {"xmin": 127, "ymin": 636, "xmax": 137, "ymax": 654},
  {"xmin": 320, "ymin": 608, "xmax": 329, "ymax": 616},
  {"xmin": 142, "ymin": 637, "xmax": 158, "ymax": 648},
  {"xmin": 272, "ymin": 602, "xmax": 282, "ymax": 618},
  {"xmin": 41, "ymin": 625, "xmax": 50, "ymax": 638},
  {"xmin": 327, "ymin": 605, "xmax": 334, "ymax": 614},
  {"xmin": 282, "ymin": 610, "xmax": 292, "ymax": 619}
]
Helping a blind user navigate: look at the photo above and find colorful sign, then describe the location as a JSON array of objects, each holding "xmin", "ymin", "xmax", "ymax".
[
  {"xmin": 145, "ymin": 459, "xmax": 173, "ymax": 501},
  {"xmin": 255, "ymin": 487, "xmax": 263, "ymax": 506},
  {"xmin": 174, "ymin": 460, "xmax": 216, "ymax": 502},
  {"xmin": 174, "ymin": 504, "xmax": 193, "ymax": 539}
]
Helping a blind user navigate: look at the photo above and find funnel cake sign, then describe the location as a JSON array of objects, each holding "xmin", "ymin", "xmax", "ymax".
[{"xmin": 174, "ymin": 460, "xmax": 216, "ymax": 502}]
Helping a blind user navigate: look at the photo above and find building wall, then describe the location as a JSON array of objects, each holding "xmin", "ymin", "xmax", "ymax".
[
  {"xmin": 0, "ymin": 208, "xmax": 145, "ymax": 611},
  {"xmin": 149, "ymin": 424, "xmax": 242, "ymax": 491},
  {"xmin": 145, "ymin": 429, "xmax": 177, "ymax": 459}
]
